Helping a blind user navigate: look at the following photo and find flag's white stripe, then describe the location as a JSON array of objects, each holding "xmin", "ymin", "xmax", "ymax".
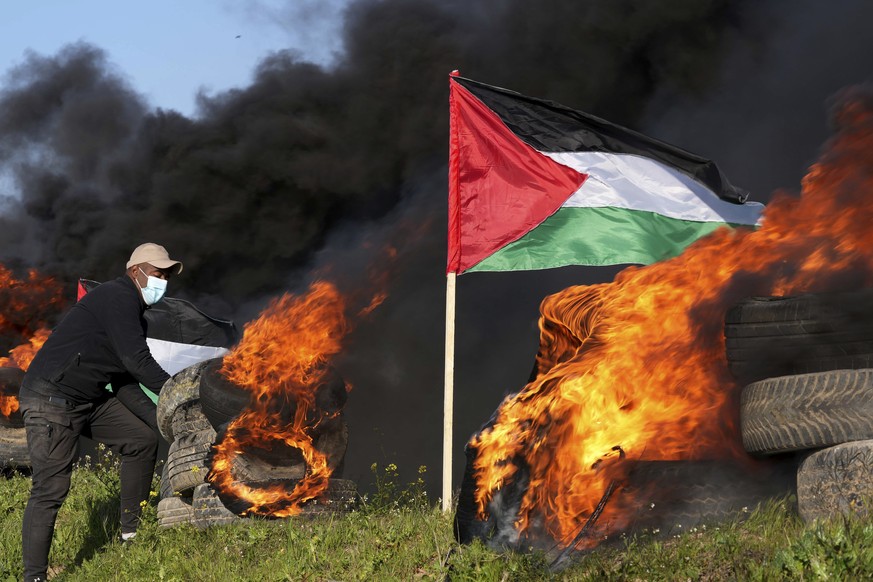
[
  {"xmin": 542, "ymin": 151, "xmax": 763, "ymax": 225},
  {"xmin": 146, "ymin": 337, "xmax": 229, "ymax": 376}
]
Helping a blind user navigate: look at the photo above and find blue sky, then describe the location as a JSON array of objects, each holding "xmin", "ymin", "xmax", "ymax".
[{"xmin": 0, "ymin": 0, "xmax": 350, "ymax": 117}]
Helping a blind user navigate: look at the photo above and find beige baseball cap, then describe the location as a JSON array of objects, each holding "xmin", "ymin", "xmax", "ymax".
[{"xmin": 126, "ymin": 243, "xmax": 183, "ymax": 274}]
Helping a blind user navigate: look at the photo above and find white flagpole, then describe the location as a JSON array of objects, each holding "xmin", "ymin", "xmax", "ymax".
[{"xmin": 442, "ymin": 271, "xmax": 457, "ymax": 512}]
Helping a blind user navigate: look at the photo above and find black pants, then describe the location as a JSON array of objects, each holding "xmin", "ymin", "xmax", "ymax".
[
  {"xmin": 114, "ymin": 382, "xmax": 159, "ymax": 434},
  {"xmin": 19, "ymin": 389, "xmax": 158, "ymax": 582}
]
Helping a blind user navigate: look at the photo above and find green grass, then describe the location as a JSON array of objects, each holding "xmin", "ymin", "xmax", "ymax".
[{"xmin": 1, "ymin": 459, "xmax": 871, "ymax": 581}]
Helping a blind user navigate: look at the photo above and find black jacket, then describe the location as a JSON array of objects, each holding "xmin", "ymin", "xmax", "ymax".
[{"xmin": 23, "ymin": 276, "xmax": 170, "ymax": 404}]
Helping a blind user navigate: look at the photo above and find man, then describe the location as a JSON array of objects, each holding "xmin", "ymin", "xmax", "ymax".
[{"xmin": 18, "ymin": 243, "xmax": 182, "ymax": 582}]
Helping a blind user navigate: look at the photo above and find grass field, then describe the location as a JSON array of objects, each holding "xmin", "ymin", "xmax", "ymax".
[{"xmin": 1, "ymin": 456, "xmax": 871, "ymax": 581}]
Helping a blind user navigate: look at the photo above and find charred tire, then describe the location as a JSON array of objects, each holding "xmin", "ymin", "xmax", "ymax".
[
  {"xmin": 740, "ymin": 369, "xmax": 873, "ymax": 455},
  {"xmin": 213, "ymin": 478, "xmax": 359, "ymax": 518},
  {"xmin": 796, "ymin": 440, "xmax": 873, "ymax": 523},
  {"xmin": 225, "ymin": 419, "xmax": 349, "ymax": 483},
  {"xmin": 454, "ymin": 444, "xmax": 496, "ymax": 545},
  {"xmin": 192, "ymin": 483, "xmax": 240, "ymax": 529},
  {"xmin": 455, "ymin": 453, "xmax": 794, "ymax": 548},
  {"xmin": 454, "ymin": 445, "xmax": 532, "ymax": 550},
  {"xmin": 199, "ymin": 359, "xmax": 348, "ymax": 433},
  {"xmin": 0, "ymin": 425, "xmax": 29, "ymax": 468},
  {"xmin": 0, "ymin": 367, "xmax": 25, "ymax": 428},
  {"xmin": 299, "ymin": 478, "xmax": 359, "ymax": 515},
  {"xmin": 165, "ymin": 427, "xmax": 217, "ymax": 497},
  {"xmin": 199, "ymin": 359, "xmax": 252, "ymax": 431},
  {"xmin": 725, "ymin": 291, "xmax": 873, "ymax": 385},
  {"xmin": 157, "ymin": 360, "xmax": 211, "ymax": 443},
  {"xmin": 157, "ymin": 496, "xmax": 195, "ymax": 528},
  {"xmin": 621, "ymin": 460, "xmax": 794, "ymax": 536},
  {"xmin": 171, "ymin": 401, "xmax": 212, "ymax": 440}
]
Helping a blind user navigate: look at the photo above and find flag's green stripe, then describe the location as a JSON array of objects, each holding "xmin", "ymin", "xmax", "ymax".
[
  {"xmin": 467, "ymin": 206, "xmax": 748, "ymax": 271},
  {"xmin": 106, "ymin": 382, "xmax": 158, "ymax": 404}
]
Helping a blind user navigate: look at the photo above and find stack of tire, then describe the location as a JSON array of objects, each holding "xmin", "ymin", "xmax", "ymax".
[
  {"xmin": 0, "ymin": 367, "xmax": 29, "ymax": 474},
  {"xmin": 156, "ymin": 358, "xmax": 357, "ymax": 528},
  {"xmin": 726, "ymin": 289, "xmax": 873, "ymax": 523}
]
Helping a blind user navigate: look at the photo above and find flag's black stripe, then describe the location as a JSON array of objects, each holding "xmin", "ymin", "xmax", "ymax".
[
  {"xmin": 454, "ymin": 76, "xmax": 750, "ymax": 204},
  {"xmin": 80, "ymin": 279, "xmax": 238, "ymax": 348},
  {"xmin": 144, "ymin": 297, "xmax": 238, "ymax": 348}
]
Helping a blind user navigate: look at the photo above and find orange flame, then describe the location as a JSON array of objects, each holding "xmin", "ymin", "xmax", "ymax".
[
  {"xmin": 209, "ymin": 281, "xmax": 349, "ymax": 516},
  {"xmin": 472, "ymin": 88, "xmax": 873, "ymax": 547},
  {"xmin": 1, "ymin": 328, "xmax": 50, "ymax": 417},
  {"xmin": 1, "ymin": 264, "xmax": 64, "ymax": 421},
  {"xmin": 0, "ymin": 394, "xmax": 18, "ymax": 417},
  {"xmin": 0, "ymin": 264, "xmax": 65, "ymax": 340},
  {"xmin": 1, "ymin": 328, "xmax": 52, "ymax": 372}
]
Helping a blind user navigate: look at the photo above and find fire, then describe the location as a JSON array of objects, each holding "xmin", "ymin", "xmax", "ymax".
[
  {"xmin": 209, "ymin": 281, "xmax": 349, "ymax": 516},
  {"xmin": 1, "ymin": 264, "xmax": 64, "ymax": 421},
  {"xmin": 471, "ymin": 88, "xmax": 873, "ymax": 547},
  {"xmin": 0, "ymin": 396, "xmax": 16, "ymax": 417},
  {"xmin": 0, "ymin": 264, "xmax": 65, "ymax": 341},
  {"xmin": 0, "ymin": 327, "xmax": 51, "ymax": 418},
  {"xmin": 1, "ymin": 328, "xmax": 51, "ymax": 372}
]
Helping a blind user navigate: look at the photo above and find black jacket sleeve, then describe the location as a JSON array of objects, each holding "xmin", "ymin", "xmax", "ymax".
[{"xmin": 96, "ymin": 283, "xmax": 170, "ymax": 392}]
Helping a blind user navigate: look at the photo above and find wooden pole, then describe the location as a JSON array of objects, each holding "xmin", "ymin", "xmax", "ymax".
[{"xmin": 442, "ymin": 271, "xmax": 457, "ymax": 512}]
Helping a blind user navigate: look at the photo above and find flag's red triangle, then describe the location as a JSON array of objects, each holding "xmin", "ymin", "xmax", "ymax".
[
  {"xmin": 76, "ymin": 279, "xmax": 88, "ymax": 302},
  {"xmin": 447, "ymin": 77, "xmax": 588, "ymax": 274}
]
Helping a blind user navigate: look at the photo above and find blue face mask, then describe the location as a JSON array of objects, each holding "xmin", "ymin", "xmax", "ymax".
[{"xmin": 137, "ymin": 269, "xmax": 168, "ymax": 305}]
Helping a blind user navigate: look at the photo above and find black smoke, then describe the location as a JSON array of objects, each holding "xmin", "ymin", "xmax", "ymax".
[{"xmin": 1, "ymin": 0, "xmax": 873, "ymax": 497}]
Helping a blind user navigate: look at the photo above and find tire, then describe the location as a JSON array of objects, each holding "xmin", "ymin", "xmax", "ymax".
[
  {"xmin": 741, "ymin": 369, "xmax": 873, "ymax": 455},
  {"xmin": 0, "ymin": 367, "xmax": 24, "ymax": 428},
  {"xmin": 192, "ymin": 483, "xmax": 240, "ymax": 529},
  {"xmin": 621, "ymin": 460, "xmax": 794, "ymax": 536},
  {"xmin": 157, "ymin": 360, "xmax": 212, "ymax": 443},
  {"xmin": 211, "ymin": 478, "xmax": 359, "ymax": 519},
  {"xmin": 157, "ymin": 496, "xmax": 195, "ymax": 528},
  {"xmin": 298, "ymin": 478, "xmax": 358, "ymax": 515},
  {"xmin": 164, "ymin": 427, "xmax": 217, "ymax": 496},
  {"xmin": 0, "ymin": 425, "xmax": 29, "ymax": 468},
  {"xmin": 159, "ymin": 460, "xmax": 172, "ymax": 499},
  {"xmin": 199, "ymin": 359, "xmax": 252, "ymax": 431},
  {"xmin": 725, "ymin": 291, "xmax": 873, "ymax": 385},
  {"xmin": 454, "ymin": 445, "xmax": 531, "ymax": 550},
  {"xmin": 224, "ymin": 417, "xmax": 349, "ymax": 483},
  {"xmin": 796, "ymin": 440, "xmax": 873, "ymax": 523},
  {"xmin": 171, "ymin": 401, "xmax": 212, "ymax": 440},
  {"xmin": 454, "ymin": 452, "xmax": 794, "ymax": 549},
  {"xmin": 200, "ymin": 360, "xmax": 347, "ymax": 433}
]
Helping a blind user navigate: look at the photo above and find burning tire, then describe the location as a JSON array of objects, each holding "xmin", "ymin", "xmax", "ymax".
[
  {"xmin": 0, "ymin": 425, "xmax": 29, "ymax": 469},
  {"xmin": 157, "ymin": 360, "xmax": 212, "ymax": 442},
  {"xmin": 725, "ymin": 291, "xmax": 873, "ymax": 385},
  {"xmin": 621, "ymin": 460, "xmax": 793, "ymax": 536},
  {"xmin": 199, "ymin": 359, "xmax": 350, "ymax": 478},
  {"xmin": 164, "ymin": 427, "xmax": 217, "ymax": 496},
  {"xmin": 199, "ymin": 359, "xmax": 348, "ymax": 431},
  {"xmin": 0, "ymin": 367, "xmax": 24, "ymax": 428},
  {"xmin": 300, "ymin": 478, "xmax": 359, "ymax": 515},
  {"xmin": 198, "ymin": 358, "xmax": 251, "ymax": 430},
  {"xmin": 197, "ymin": 478, "xmax": 359, "ymax": 528},
  {"xmin": 454, "ymin": 443, "xmax": 534, "ymax": 550},
  {"xmin": 796, "ymin": 439, "xmax": 873, "ymax": 523},
  {"xmin": 455, "ymin": 445, "xmax": 793, "ymax": 550},
  {"xmin": 740, "ymin": 369, "xmax": 873, "ymax": 455},
  {"xmin": 157, "ymin": 495, "xmax": 195, "ymax": 528}
]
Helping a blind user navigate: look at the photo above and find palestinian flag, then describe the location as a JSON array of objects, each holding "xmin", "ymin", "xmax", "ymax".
[
  {"xmin": 447, "ymin": 74, "xmax": 764, "ymax": 274},
  {"xmin": 78, "ymin": 279, "xmax": 238, "ymax": 402}
]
